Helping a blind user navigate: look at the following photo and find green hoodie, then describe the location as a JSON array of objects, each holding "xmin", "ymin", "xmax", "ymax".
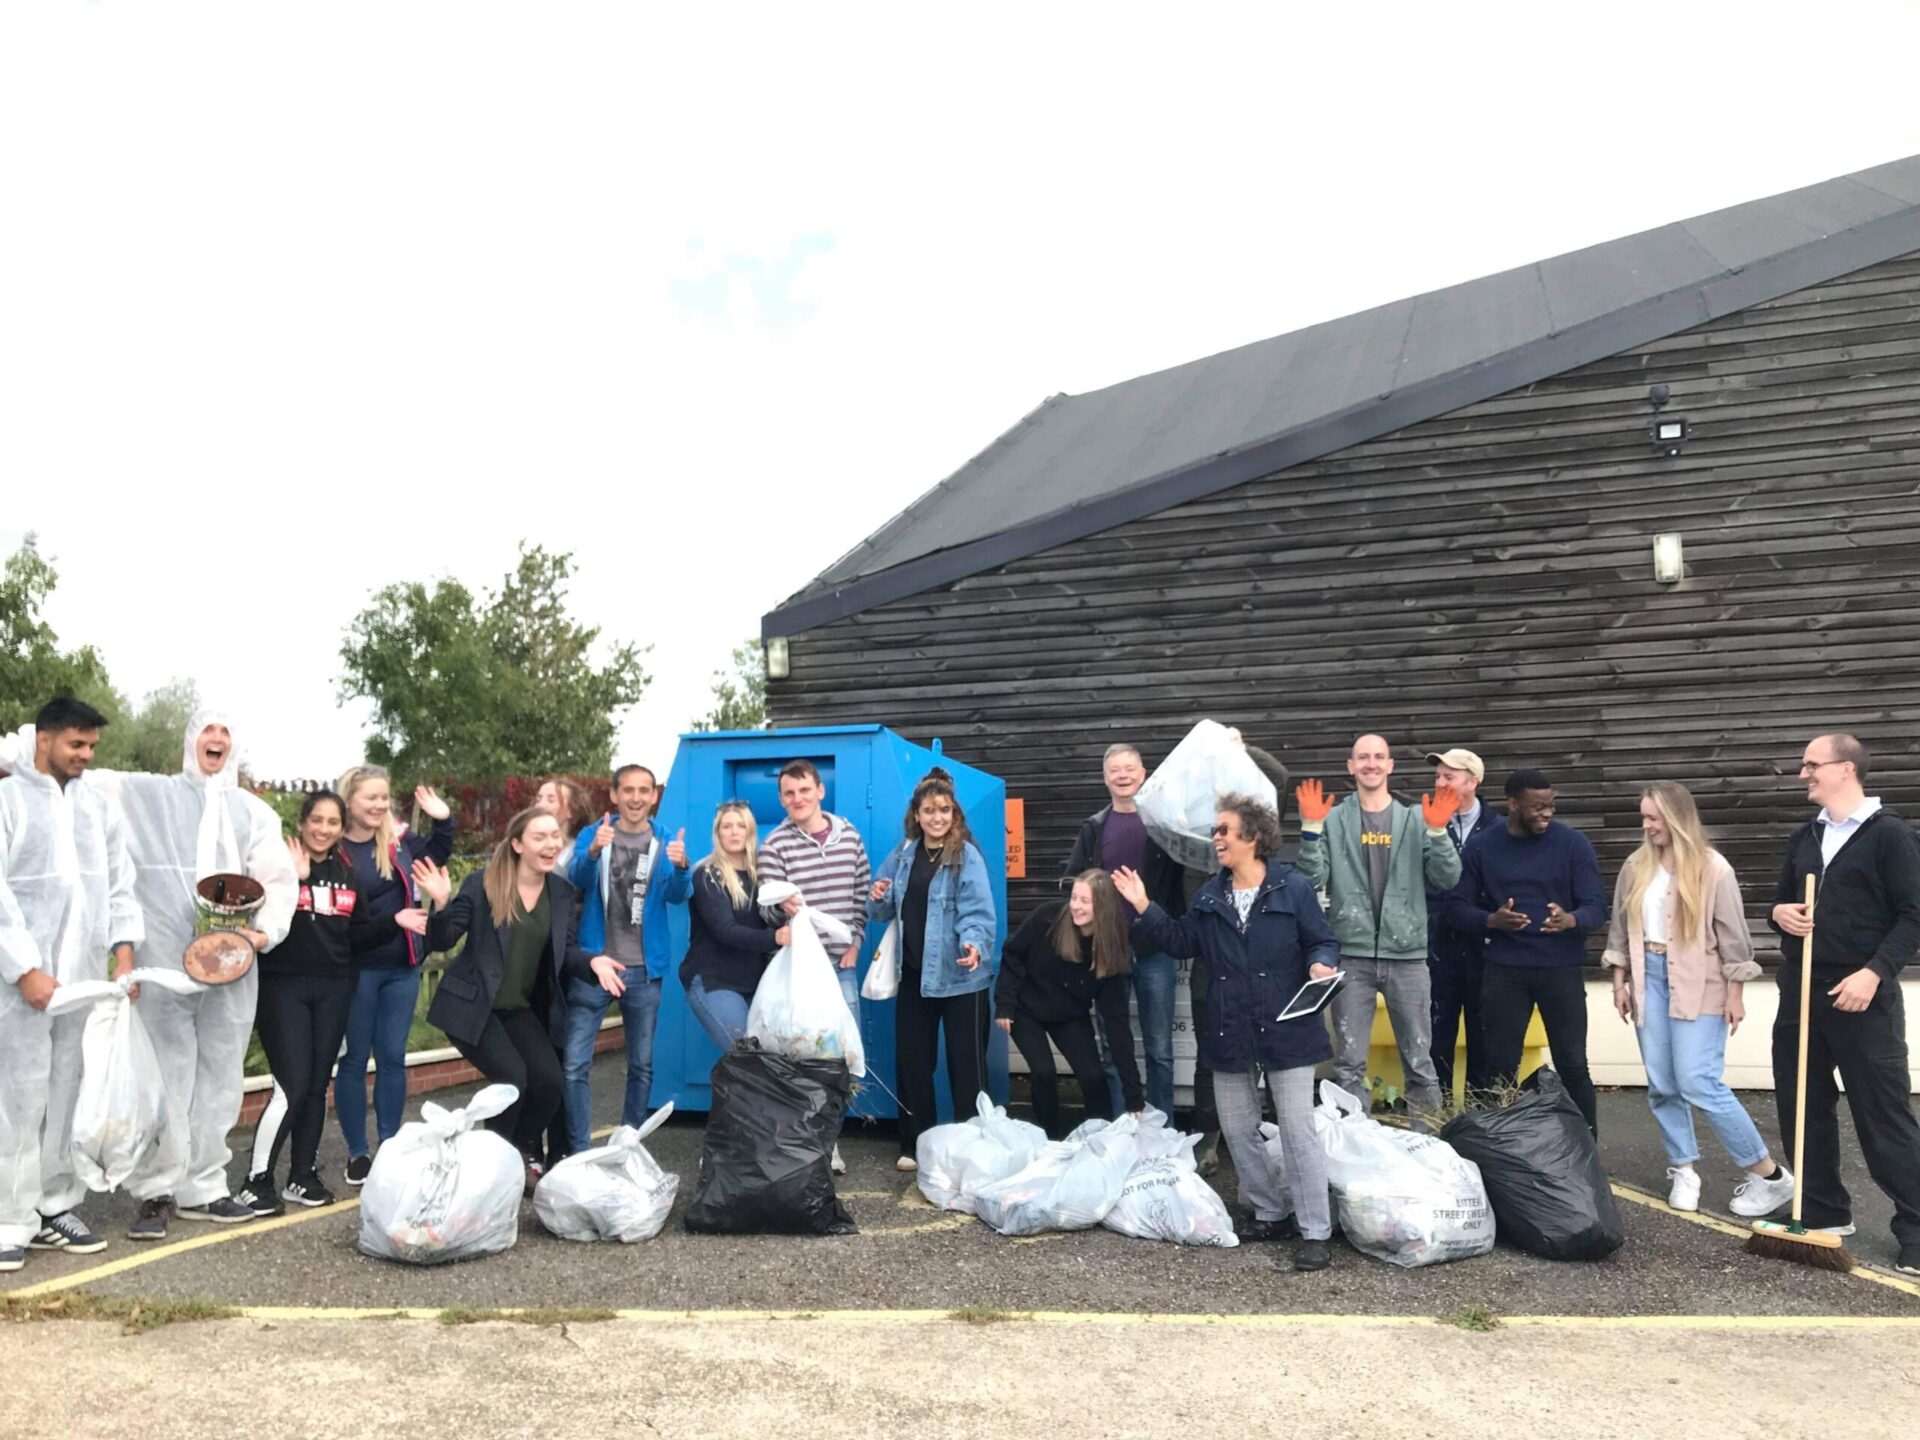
[{"xmin": 1294, "ymin": 794, "xmax": 1461, "ymax": 962}]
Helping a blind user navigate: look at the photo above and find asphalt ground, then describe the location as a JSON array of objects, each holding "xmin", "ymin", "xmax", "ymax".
[{"xmin": 6, "ymin": 1054, "xmax": 1916, "ymax": 1319}]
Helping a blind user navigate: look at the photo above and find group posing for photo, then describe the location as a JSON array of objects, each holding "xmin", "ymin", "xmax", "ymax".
[{"xmin": 3, "ymin": 700, "xmax": 1918, "ymax": 1278}]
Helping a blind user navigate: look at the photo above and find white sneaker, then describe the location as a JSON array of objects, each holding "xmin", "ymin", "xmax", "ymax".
[
  {"xmin": 830, "ymin": 1144, "xmax": 847, "ymax": 1176},
  {"xmin": 1728, "ymin": 1166, "xmax": 1796, "ymax": 1219},
  {"xmin": 1665, "ymin": 1167, "xmax": 1702, "ymax": 1212},
  {"xmin": 895, "ymin": 1155, "xmax": 917, "ymax": 1173}
]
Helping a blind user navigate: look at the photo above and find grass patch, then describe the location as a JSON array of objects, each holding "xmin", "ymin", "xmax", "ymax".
[
  {"xmin": 438, "ymin": 1305, "xmax": 618, "ymax": 1327},
  {"xmin": 946, "ymin": 1306, "xmax": 1032, "ymax": 1326},
  {"xmin": 4, "ymin": 1291, "xmax": 238, "ymax": 1333},
  {"xmin": 1437, "ymin": 1304, "xmax": 1501, "ymax": 1333}
]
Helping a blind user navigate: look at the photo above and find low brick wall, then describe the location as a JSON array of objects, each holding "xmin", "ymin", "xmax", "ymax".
[{"xmin": 237, "ymin": 1020, "xmax": 628, "ymax": 1127}]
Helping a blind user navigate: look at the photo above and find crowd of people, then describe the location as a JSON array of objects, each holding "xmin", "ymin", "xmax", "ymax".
[{"xmin": 3, "ymin": 698, "xmax": 1918, "ymax": 1279}]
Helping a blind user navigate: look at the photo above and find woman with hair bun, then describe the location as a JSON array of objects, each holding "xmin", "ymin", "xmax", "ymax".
[
  {"xmin": 868, "ymin": 769, "xmax": 998, "ymax": 1172},
  {"xmin": 1114, "ymin": 793, "xmax": 1342, "ymax": 1272}
]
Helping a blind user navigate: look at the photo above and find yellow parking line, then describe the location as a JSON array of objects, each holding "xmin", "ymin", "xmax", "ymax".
[
  {"xmin": 1609, "ymin": 1181, "xmax": 1920, "ymax": 1299},
  {"xmin": 4, "ymin": 1199, "xmax": 360, "ymax": 1301},
  {"xmin": 220, "ymin": 1306, "xmax": 1920, "ymax": 1329}
]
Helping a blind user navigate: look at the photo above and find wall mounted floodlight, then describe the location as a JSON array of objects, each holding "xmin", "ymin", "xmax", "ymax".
[
  {"xmin": 1652, "ymin": 417, "xmax": 1688, "ymax": 455},
  {"xmin": 764, "ymin": 636, "xmax": 791, "ymax": 680},
  {"xmin": 1652, "ymin": 533, "xmax": 1685, "ymax": 585}
]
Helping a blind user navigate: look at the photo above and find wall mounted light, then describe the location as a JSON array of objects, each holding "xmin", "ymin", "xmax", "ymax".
[
  {"xmin": 1652, "ymin": 533, "xmax": 1685, "ymax": 585},
  {"xmin": 763, "ymin": 636, "xmax": 791, "ymax": 680},
  {"xmin": 1652, "ymin": 417, "xmax": 1688, "ymax": 456}
]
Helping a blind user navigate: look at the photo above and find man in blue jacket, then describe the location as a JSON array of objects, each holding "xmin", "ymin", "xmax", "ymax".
[
  {"xmin": 560, "ymin": 764, "xmax": 691, "ymax": 1154},
  {"xmin": 1443, "ymin": 769, "xmax": 1608, "ymax": 1132},
  {"xmin": 1424, "ymin": 747, "xmax": 1501, "ymax": 1101}
]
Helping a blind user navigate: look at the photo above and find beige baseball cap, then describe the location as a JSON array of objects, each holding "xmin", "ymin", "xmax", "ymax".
[{"xmin": 1423, "ymin": 747, "xmax": 1485, "ymax": 781}]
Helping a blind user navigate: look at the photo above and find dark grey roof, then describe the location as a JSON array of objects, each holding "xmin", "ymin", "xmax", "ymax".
[{"xmin": 766, "ymin": 154, "xmax": 1920, "ymax": 639}]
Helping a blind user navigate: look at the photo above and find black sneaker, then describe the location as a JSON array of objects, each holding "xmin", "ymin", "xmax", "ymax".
[
  {"xmin": 1292, "ymin": 1238, "xmax": 1332, "ymax": 1272},
  {"xmin": 128, "ymin": 1197, "xmax": 174, "ymax": 1241},
  {"xmin": 0, "ymin": 1246, "xmax": 24, "ymax": 1272},
  {"xmin": 30, "ymin": 1211, "xmax": 107, "ymax": 1255},
  {"xmin": 1235, "ymin": 1215, "xmax": 1300, "ymax": 1243},
  {"xmin": 344, "ymin": 1154, "xmax": 372, "ymax": 1187},
  {"xmin": 1896, "ymin": 1247, "xmax": 1920, "ymax": 1277},
  {"xmin": 177, "ymin": 1196, "xmax": 256, "ymax": 1225},
  {"xmin": 284, "ymin": 1176, "xmax": 336, "ymax": 1209},
  {"xmin": 234, "ymin": 1175, "xmax": 284, "ymax": 1217}
]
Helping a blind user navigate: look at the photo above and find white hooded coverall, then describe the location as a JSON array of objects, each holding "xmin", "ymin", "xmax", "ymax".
[
  {"xmin": 0, "ymin": 742, "xmax": 144, "ymax": 1246},
  {"xmin": 91, "ymin": 710, "xmax": 295, "ymax": 1206}
]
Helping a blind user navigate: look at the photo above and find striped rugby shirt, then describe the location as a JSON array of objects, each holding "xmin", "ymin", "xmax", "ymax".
[{"xmin": 757, "ymin": 812, "xmax": 871, "ymax": 957}]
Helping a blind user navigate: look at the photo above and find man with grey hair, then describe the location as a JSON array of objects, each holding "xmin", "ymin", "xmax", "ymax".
[{"xmin": 1064, "ymin": 743, "xmax": 1183, "ymax": 1119}]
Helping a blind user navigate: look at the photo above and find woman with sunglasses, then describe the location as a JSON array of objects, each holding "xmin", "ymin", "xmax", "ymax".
[{"xmin": 1114, "ymin": 793, "xmax": 1341, "ymax": 1272}]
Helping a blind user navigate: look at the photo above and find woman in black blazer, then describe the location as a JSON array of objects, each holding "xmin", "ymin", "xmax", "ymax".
[{"xmin": 412, "ymin": 806, "xmax": 618, "ymax": 1189}]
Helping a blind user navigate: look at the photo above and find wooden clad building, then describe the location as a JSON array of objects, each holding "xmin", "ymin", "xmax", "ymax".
[{"xmin": 762, "ymin": 156, "xmax": 1920, "ymax": 950}]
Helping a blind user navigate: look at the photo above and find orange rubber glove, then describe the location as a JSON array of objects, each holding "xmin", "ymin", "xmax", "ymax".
[
  {"xmin": 1295, "ymin": 779, "xmax": 1334, "ymax": 829},
  {"xmin": 1421, "ymin": 789, "xmax": 1461, "ymax": 832}
]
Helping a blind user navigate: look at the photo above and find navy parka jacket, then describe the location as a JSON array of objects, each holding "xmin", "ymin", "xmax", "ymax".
[{"xmin": 1130, "ymin": 864, "xmax": 1340, "ymax": 1073}]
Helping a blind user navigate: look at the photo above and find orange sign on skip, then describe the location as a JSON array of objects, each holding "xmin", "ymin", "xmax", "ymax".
[{"xmin": 1005, "ymin": 797, "xmax": 1026, "ymax": 878}]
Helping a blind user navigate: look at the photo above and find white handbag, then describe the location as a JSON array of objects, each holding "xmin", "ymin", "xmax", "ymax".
[{"xmin": 860, "ymin": 921, "xmax": 901, "ymax": 1001}]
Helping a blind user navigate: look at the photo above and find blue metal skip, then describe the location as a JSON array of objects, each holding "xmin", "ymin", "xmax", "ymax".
[{"xmin": 651, "ymin": 725, "xmax": 1009, "ymax": 1120}]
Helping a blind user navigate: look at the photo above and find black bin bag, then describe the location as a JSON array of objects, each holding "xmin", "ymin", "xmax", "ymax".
[
  {"xmin": 684, "ymin": 1046, "xmax": 857, "ymax": 1235},
  {"xmin": 1439, "ymin": 1069, "xmax": 1625, "ymax": 1261}
]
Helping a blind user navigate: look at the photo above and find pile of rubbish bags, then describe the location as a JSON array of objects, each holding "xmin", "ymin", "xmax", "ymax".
[
  {"xmin": 535, "ymin": 1103, "xmax": 680, "ymax": 1243},
  {"xmin": 1310, "ymin": 1081, "xmax": 1493, "ymax": 1268},
  {"xmin": 1442, "ymin": 1069, "xmax": 1626, "ymax": 1262},
  {"xmin": 684, "ymin": 1046, "xmax": 856, "ymax": 1235},
  {"xmin": 358, "ymin": 1084, "xmax": 526, "ymax": 1265},
  {"xmin": 918, "ymin": 1105, "xmax": 1237, "ymax": 1246},
  {"xmin": 44, "ymin": 969, "xmax": 200, "ymax": 1192}
]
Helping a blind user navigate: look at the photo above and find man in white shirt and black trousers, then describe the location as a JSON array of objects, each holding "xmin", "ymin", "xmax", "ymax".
[{"xmin": 1769, "ymin": 732, "xmax": 1920, "ymax": 1275}]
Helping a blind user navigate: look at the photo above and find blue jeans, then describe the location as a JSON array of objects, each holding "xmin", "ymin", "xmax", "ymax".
[
  {"xmin": 1103, "ymin": 950, "xmax": 1176, "ymax": 1117},
  {"xmin": 686, "ymin": 974, "xmax": 751, "ymax": 1053},
  {"xmin": 559, "ymin": 974, "xmax": 663, "ymax": 1154},
  {"xmin": 1637, "ymin": 952, "xmax": 1768, "ymax": 1168},
  {"xmin": 336, "ymin": 965, "xmax": 422, "ymax": 1157}
]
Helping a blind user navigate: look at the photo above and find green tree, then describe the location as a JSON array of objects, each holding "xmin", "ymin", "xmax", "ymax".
[
  {"xmin": 338, "ymin": 543, "xmax": 648, "ymax": 783},
  {"xmin": 692, "ymin": 638, "xmax": 768, "ymax": 732},
  {"xmin": 0, "ymin": 535, "xmax": 121, "ymax": 736}
]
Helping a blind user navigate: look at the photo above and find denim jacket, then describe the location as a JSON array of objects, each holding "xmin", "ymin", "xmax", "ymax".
[{"xmin": 868, "ymin": 838, "xmax": 998, "ymax": 998}]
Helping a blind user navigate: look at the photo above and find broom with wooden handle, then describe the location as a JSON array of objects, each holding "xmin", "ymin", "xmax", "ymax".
[{"xmin": 1745, "ymin": 873, "xmax": 1856, "ymax": 1269}]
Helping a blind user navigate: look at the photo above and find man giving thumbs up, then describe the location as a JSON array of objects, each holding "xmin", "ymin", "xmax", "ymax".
[{"xmin": 559, "ymin": 763, "xmax": 693, "ymax": 1155}]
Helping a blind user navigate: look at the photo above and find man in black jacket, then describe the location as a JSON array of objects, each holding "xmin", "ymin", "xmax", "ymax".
[
  {"xmin": 1064, "ymin": 744, "xmax": 1184, "ymax": 1123},
  {"xmin": 1767, "ymin": 732, "xmax": 1920, "ymax": 1274}
]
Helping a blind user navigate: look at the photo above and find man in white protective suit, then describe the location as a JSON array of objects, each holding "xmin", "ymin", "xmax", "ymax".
[
  {"xmin": 91, "ymin": 707, "xmax": 296, "ymax": 1240},
  {"xmin": 0, "ymin": 699, "xmax": 145, "ymax": 1273}
]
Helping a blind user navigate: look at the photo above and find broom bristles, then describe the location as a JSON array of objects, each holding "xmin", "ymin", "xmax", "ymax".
[{"xmin": 1744, "ymin": 1230, "xmax": 1858, "ymax": 1271}]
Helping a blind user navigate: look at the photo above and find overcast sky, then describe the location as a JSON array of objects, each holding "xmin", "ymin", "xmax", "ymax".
[{"xmin": 5, "ymin": 2, "xmax": 1919, "ymax": 779}]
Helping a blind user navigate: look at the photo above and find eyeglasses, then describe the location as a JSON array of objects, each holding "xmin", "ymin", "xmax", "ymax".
[{"xmin": 1798, "ymin": 760, "xmax": 1849, "ymax": 775}]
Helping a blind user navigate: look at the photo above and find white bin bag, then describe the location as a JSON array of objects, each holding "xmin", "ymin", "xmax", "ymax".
[
  {"xmin": 747, "ymin": 882, "xmax": 865, "ymax": 1076},
  {"xmin": 1135, "ymin": 721, "xmax": 1280, "ymax": 872},
  {"xmin": 915, "ymin": 1093, "xmax": 1048, "ymax": 1214},
  {"xmin": 357, "ymin": 1084, "xmax": 525, "ymax": 1266},
  {"xmin": 534, "ymin": 1104, "xmax": 680, "ymax": 1243}
]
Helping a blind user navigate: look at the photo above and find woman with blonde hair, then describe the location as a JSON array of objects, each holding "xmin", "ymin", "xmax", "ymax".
[
  {"xmin": 412, "ymin": 807, "xmax": 614, "ymax": 1191},
  {"xmin": 1603, "ymin": 780, "xmax": 1792, "ymax": 1216},
  {"xmin": 536, "ymin": 777, "xmax": 594, "ymax": 849},
  {"xmin": 332, "ymin": 764, "xmax": 454, "ymax": 1187},
  {"xmin": 679, "ymin": 801, "xmax": 792, "ymax": 1050}
]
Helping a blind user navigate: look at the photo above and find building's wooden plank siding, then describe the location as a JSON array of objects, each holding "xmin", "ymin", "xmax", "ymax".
[{"xmin": 769, "ymin": 252, "xmax": 1920, "ymax": 951}]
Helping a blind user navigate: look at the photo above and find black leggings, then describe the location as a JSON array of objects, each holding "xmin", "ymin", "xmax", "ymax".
[
  {"xmin": 1008, "ymin": 1010, "xmax": 1112, "ymax": 1138},
  {"xmin": 451, "ymin": 1007, "xmax": 564, "ymax": 1156},
  {"xmin": 253, "ymin": 970, "xmax": 354, "ymax": 1183},
  {"xmin": 896, "ymin": 977, "xmax": 990, "ymax": 1158}
]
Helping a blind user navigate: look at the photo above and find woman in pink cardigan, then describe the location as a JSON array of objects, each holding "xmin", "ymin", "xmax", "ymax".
[{"xmin": 1603, "ymin": 781, "xmax": 1794, "ymax": 1218}]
